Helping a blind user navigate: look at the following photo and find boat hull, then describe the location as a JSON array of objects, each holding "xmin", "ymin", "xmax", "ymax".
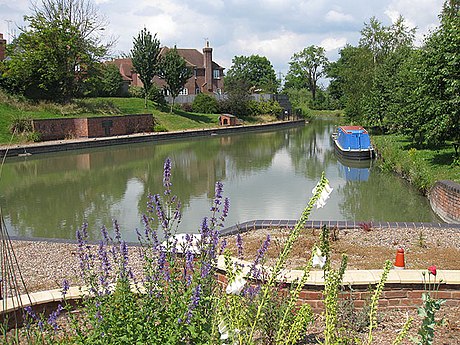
[{"xmin": 333, "ymin": 139, "xmax": 375, "ymax": 160}]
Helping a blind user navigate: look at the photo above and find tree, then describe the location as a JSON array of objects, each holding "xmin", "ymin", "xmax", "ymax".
[
  {"xmin": 3, "ymin": 0, "xmax": 110, "ymax": 102},
  {"xmin": 285, "ymin": 46, "xmax": 329, "ymax": 101},
  {"xmin": 131, "ymin": 28, "xmax": 161, "ymax": 108},
  {"xmin": 414, "ymin": 0, "xmax": 460, "ymax": 144},
  {"xmin": 159, "ymin": 46, "xmax": 193, "ymax": 112},
  {"xmin": 192, "ymin": 93, "xmax": 219, "ymax": 114},
  {"xmin": 225, "ymin": 55, "xmax": 279, "ymax": 94}
]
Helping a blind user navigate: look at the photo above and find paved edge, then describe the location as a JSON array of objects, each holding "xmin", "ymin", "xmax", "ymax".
[
  {"xmin": 220, "ymin": 219, "xmax": 460, "ymax": 236},
  {"xmin": 0, "ymin": 120, "xmax": 305, "ymax": 158}
]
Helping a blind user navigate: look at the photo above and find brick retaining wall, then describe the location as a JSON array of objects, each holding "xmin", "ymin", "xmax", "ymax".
[
  {"xmin": 215, "ymin": 258, "xmax": 460, "ymax": 312},
  {"xmin": 32, "ymin": 114, "xmax": 154, "ymax": 141},
  {"xmin": 429, "ymin": 180, "xmax": 460, "ymax": 224}
]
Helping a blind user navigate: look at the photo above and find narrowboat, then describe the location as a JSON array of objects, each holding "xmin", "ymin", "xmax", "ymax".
[{"xmin": 332, "ymin": 126, "xmax": 375, "ymax": 160}]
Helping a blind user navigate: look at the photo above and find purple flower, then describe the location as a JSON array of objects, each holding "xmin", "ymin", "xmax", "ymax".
[
  {"xmin": 163, "ymin": 158, "xmax": 172, "ymax": 195},
  {"xmin": 47, "ymin": 304, "xmax": 63, "ymax": 331},
  {"xmin": 236, "ymin": 233, "xmax": 244, "ymax": 259},
  {"xmin": 249, "ymin": 234, "xmax": 271, "ymax": 279},
  {"xmin": 100, "ymin": 225, "xmax": 110, "ymax": 244},
  {"xmin": 24, "ymin": 306, "xmax": 37, "ymax": 320},
  {"xmin": 113, "ymin": 219, "xmax": 121, "ymax": 242},
  {"xmin": 62, "ymin": 279, "xmax": 70, "ymax": 296},
  {"xmin": 219, "ymin": 238, "xmax": 227, "ymax": 255},
  {"xmin": 185, "ymin": 284, "xmax": 202, "ymax": 323},
  {"xmin": 153, "ymin": 194, "xmax": 169, "ymax": 231}
]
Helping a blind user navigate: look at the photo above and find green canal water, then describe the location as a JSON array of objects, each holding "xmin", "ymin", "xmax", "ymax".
[{"xmin": 0, "ymin": 119, "xmax": 440, "ymax": 242}]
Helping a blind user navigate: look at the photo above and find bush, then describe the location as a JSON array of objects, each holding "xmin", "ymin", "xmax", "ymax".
[
  {"xmin": 192, "ymin": 93, "xmax": 219, "ymax": 114},
  {"xmin": 128, "ymin": 85, "xmax": 144, "ymax": 98},
  {"xmin": 248, "ymin": 99, "xmax": 282, "ymax": 117}
]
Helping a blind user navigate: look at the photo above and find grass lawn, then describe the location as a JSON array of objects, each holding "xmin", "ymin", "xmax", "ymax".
[
  {"xmin": 0, "ymin": 96, "xmax": 224, "ymax": 145},
  {"xmin": 373, "ymin": 134, "xmax": 460, "ymax": 189}
]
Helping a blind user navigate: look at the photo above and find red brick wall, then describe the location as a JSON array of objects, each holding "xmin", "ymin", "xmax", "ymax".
[
  {"xmin": 0, "ymin": 33, "xmax": 6, "ymax": 61},
  {"xmin": 32, "ymin": 114, "xmax": 153, "ymax": 141},
  {"xmin": 216, "ymin": 272, "xmax": 460, "ymax": 312},
  {"xmin": 429, "ymin": 180, "xmax": 460, "ymax": 223}
]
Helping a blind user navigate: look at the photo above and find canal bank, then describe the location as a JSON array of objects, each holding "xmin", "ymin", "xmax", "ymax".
[{"xmin": 0, "ymin": 119, "xmax": 305, "ymax": 158}]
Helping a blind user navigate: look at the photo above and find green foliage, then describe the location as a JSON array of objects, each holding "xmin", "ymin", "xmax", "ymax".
[
  {"xmin": 85, "ymin": 64, "xmax": 125, "ymax": 97},
  {"xmin": 285, "ymin": 45, "xmax": 329, "ymax": 101},
  {"xmin": 128, "ymin": 85, "xmax": 144, "ymax": 98},
  {"xmin": 192, "ymin": 93, "xmax": 219, "ymax": 114},
  {"xmin": 372, "ymin": 135, "xmax": 460, "ymax": 192},
  {"xmin": 225, "ymin": 55, "xmax": 279, "ymax": 93},
  {"xmin": 328, "ymin": 5, "xmax": 458, "ymax": 147},
  {"xmin": 9, "ymin": 115, "xmax": 33, "ymax": 134},
  {"xmin": 247, "ymin": 99, "xmax": 282, "ymax": 117},
  {"xmin": 131, "ymin": 27, "xmax": 161, "ymax": 108},
  {"xmin": 412, "ymin": 271, "xmax": 446, "ymax": 345},
  {"xmin": 3, "ymin": 0, "xmax": 109, "ymax": 103},
  {"xmin": 218, "ymin": 79, "xmax": 251, "ymax": 117},
  {"xmin": 159, "ymin": 46, "xmax": 193, "ymax": 112}
]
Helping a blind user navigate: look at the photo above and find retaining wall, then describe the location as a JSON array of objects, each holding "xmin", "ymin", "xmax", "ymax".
[
  {"xmin": 0, "ymin": 120, "xmax": 305, "ymax": 158},
  {"xmin": 32, "ymin": 114, "xmax": 154, "ymax": 141},
  {"xmin": 429, "ymin": 180, "xmax": 460, "ymax": 224},
  {"xmin": 216, "ymin": 256, "xmax": 460, "ymax": 313}
]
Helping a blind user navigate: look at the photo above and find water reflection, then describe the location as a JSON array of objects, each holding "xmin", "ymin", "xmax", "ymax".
[
  {"xmin": 0, "ymin": 119, "xmax": 440, "ymax": 241},
  {"xmin": 336, "ymin": 157, "xmax": 372, "ymax": 181}
]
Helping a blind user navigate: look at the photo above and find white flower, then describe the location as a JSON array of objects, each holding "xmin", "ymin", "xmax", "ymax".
[
  {"xmin": 225, "ymin": 274, "xmax": 246, "ymax": 295},
  {"xmin": 312, "ymin": 247, "xmax": 326, "ymax": 269},
  {"xmin": 218, "ymin": 320, "xmax": 229, "ymax": 340},
  {"xmin": 313, "ymin": 182, "xmax": 333, "ymax": 209}
]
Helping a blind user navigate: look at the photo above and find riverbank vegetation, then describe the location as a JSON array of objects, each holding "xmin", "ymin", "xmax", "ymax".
[{"xmin": 373, "ymin": 134, "xmax": 460, "ymax": 190}]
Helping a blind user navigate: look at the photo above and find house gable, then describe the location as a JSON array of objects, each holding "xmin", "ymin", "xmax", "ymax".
[{"xmin": 110, "ymin": 43, "xmax": 225, "ymax": 96}]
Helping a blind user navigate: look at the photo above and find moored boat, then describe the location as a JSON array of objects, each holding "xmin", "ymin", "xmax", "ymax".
[{"xmin": 332, "ymin": 126, "xmax": 375, "ymax": 160}]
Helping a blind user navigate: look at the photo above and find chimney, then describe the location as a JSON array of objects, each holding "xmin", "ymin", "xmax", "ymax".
[
  {"xmin": 203, "ymin": 40, "xmax": 213, "ymax": 93},
  {"xmin": 0, "ymin": 34, "xmax": 6, "ymax": 61}
]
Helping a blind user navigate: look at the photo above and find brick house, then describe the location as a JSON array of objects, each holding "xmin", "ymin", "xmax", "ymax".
[
  {"xmin": 0, "ymin": 33, "xmax": 6, "ymax": 61},
  {"xmin": 110, "ymin": 41, "xmax": 225, "ymax": 96}
]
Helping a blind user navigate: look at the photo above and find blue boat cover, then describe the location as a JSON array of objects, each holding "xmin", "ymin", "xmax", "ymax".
[{"xmin": 337, "ymin": 126, "xmax": 372, "ymax": 150}]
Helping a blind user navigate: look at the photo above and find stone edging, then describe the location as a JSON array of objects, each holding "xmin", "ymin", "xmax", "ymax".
[
  {"xmin": 220, "ymin": 219, "xmax": 460, "ymax": 236},
  {"xmin": 0, "ymin": 120, "xmax": 305, "ymax": 158}
]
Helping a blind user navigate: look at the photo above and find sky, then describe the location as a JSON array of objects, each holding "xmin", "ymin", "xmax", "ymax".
[{"xmin": 0, "ymin": 0, "xmax": 444, "ymax": 84}]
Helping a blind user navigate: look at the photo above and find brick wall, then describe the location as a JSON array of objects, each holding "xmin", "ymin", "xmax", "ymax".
[
  {"xmin": 429, "ymin": 180, "xmax": 460, "ymax": 224},
  {"xmin": 216, "ymin": 271, "xmax": 460, "ymax": 312},
  {"xmin": 0, "ymin": 33, "xmax": 6, "ymax": 61},
  {"xmin": 32, "ymin": 114, "xmax": 153, "ymax": 141}
]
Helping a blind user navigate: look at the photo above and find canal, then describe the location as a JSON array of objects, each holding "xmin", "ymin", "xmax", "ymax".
[{"xmin": 0, "ymin": 119, "xmax": 440, "ymax": 242}]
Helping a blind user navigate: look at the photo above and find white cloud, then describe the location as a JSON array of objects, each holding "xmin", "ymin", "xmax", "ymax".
[
  {"xmin": 325, "ymin": 10, "xmax": 354, "ymax": 23},
  {"xmin": 385, "ymin": 0, "xmax": 443, "ymax": 44},
  {"xmin": 320, "ymin": 37, "xmax": 347, "ymax": 52}
]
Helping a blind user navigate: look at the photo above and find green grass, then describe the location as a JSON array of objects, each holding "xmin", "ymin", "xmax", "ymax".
[
  {"xmin": 0, "ymin": 95, "xmax": 228, "ymax": 144},
  {"xmin": 372, "ymin": 134, "xmax": 460, "ymax": 192}
]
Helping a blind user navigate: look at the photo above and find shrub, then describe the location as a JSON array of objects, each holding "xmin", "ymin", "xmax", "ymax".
[{"xmin": 192, "ymin": 93, "xmax": 219, "ymax": 114}]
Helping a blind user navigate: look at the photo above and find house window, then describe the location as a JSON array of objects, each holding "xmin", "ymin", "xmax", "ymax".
[
  {"xmin": 179, "ymin": 88, "xmax": 188, "ymax": 95},
  {"xmin": 213, "ymin": 69, "xmax": 220, "ymax": 79},
  {"xmin": 195, "ymin": 88, "xmax": 201, "ymax": 94}
]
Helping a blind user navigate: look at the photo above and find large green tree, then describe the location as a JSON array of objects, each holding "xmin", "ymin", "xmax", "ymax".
[
  {"xmin": 3, "ymin": 0, "xmax": 110, "ymax": 102},
  {"xmin": 159, "ymin": 46, "xmax": 193, "ymax": 112},
  {"xmin": 415, "ymin": 0, "xmax": 460, "ymax": 144},
  {"xmin": 131, "ymin": 28, "xmax": 161, "ymax": 108},
  {"xmin": 285, "ymin": 46, "xmax": 329, "ymax": 101},
  {"xmin": 224, "ymin": 55, "xmax": 279, "ymax": 94}
]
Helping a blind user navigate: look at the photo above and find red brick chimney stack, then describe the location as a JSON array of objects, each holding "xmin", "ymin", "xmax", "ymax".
[
  {"xmin": 0, "ymin": 33, "xmax": 6, "ymax": 61},
  {"xmin": 203, "ymin": 40, "xmax": 213, "ymax": 93}
]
